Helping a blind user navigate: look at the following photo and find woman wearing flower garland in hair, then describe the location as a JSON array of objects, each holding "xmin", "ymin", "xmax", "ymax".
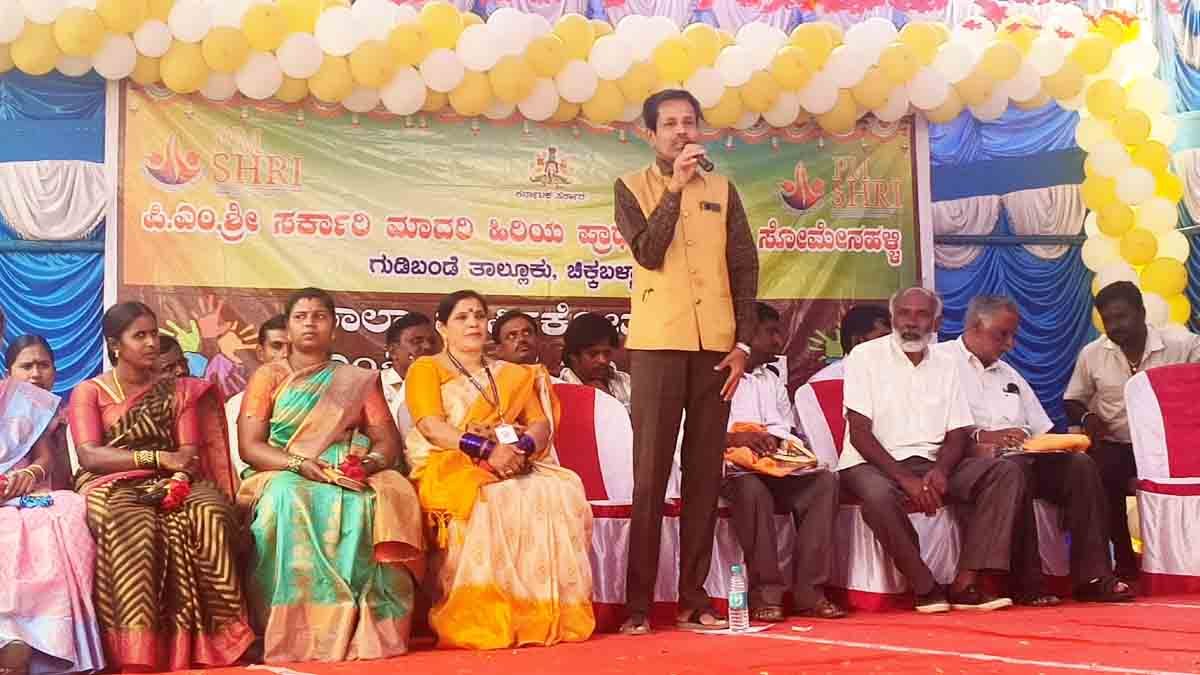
[
  {"xmin": 1, "ymin": 328, "xmax": 104, "ymax": 675},
  {"xmin": 237, "ymin": 287, "xmax": 424, "ymax": 664},
  {"xmin": 68, "ymin": 302, "xmax": 252, "ymax": 672}
]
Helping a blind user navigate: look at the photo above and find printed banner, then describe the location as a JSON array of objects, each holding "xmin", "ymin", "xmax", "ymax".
[{"xmin": 118, "ymin": 85, "xmax": 924, "ymax": 398}]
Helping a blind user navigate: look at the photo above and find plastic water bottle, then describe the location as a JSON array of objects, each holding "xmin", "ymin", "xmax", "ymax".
[{"xmin": 729, "ymin": 564, "xmax": 749, "ymax": 632}]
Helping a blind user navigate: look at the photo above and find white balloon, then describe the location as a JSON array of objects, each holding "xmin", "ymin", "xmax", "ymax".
[
  {"xmin": 484, "ymin": 99, "xmax": 516, "ymax": 120},
  {"xmin": 873, "ymin": 84, "xmax": 910, "ymax": 123},
  {"xmin": 351, "ymin": 0, "xmax": 397, "ymax": 42},
  {"xmin": 420, "ymin": 48, "xmax": 465, "ymax": 93},
  {"xmin": 457, "ymin": 24, "xmax": 500, "ymax": 72},
  {"xmin": 277, "ymin": 33, "xmax": 323, "ymax": 79},
  {"xmin": 685, "ymin": 66, "xmax": 724, "ymax": 109},
  {"xmin": 616, "ymin": 14, "xmax": 647, "ymax": 38},
  {"xmin": 393, "ymin": 5, "xmax": 417, "ymax": 24},
  {"xmin": 1145, "ymin": 292, "xmax": 1170, "ymax": 328},
  {"xmin": 1081, "ymin": 235, "xmax": 1120, "ymax": 272},
  {"xmin": 1150, "ymin": 114, "xmax": 1178, "ymax": 146},
  {"xmin": 798, "ymin": 71, "xmax": 838, "ymax": 114},
  {"xmin": 1075, "ymin": 116, "xmax": 1113, "ymax": 152},
  {"xmin": 1089, "ymin": 140, "xmax": 1130, "ymax": 178},
  {"xmin": 200, "ymin": 72, "xmax": 238, "ymax": 100},
  {"xmin": 763, "ymin": 91, "xmax": 800, "ymax": 127},
  {"xmin": 209, "ymin": 0, "xmax": 262, "ymax": 28},
  {"xmin": 968, "ymin": 87, "xmax": 1008, "ymax": 121},
  {"xmin": 20, "ymin": 0, "xmax": 63, "ymax": 24},
  {"xmin": 645, "ymin": 15, "xmax": 679, "ymax": 43},
  {"xmin": 236, "ymin": 51, "xmax": 283, "ymax": 99},
  {"xmin": 56, "ymin": 54, "xmax": 92, "ymax": 77},
  {"xmin": 134, "ymin": 20, "xmax": 172, "ymax": 58},
  {"xmin": 618, "ymin": 101, "xmax": 641, "ymax": 123},
  {"xmin": 933, "ymin": 41, "xmax": 976, "ymax": 84},
  {"xmin": 733, "ymin": 110, "xmax": 759, "ymax": 130},
  {"xmin": 716, "ymin": 45, "xmax": 754, "ymax": 87},
  {"xmin": 736, "ymin": 22, "xmax": 786, "ymax": 70},
  {"xmin": 1096, "ymin": 261, "xmax": 1138, "ymax": 289},
  {"xmin": 1127, "ymin": 78, "xmax": 1171, "ymax": 116},
  {"xmin": 65, "ymin": 0, "xmax": 97, "ymax": 7},
  {"xmin": 589, "ymin": 34, "xmax": 633, "ymax": 80},
  {"xmin": 1116, "ymin": 167, "xmax": 1156, "ymax": 205},
  {"xmin": 380, "ymin": 66, "xmax": 426, "ymax": 115},
  {"xmin": 908, "ymin": 66, "xmax": 949, "ymax": 110},
  {"xmin": 1116, "ymin": 39, "xmax": 1158, "ymax": 79},
  {"xmin": 487, "ymin": 6, "xmax": 532, "ymax": 56},
  {"xmin": 517, "ymin": 77, "xmax": 558, "ymax": 121},
  {"xmin": 1027, "ymin": 36, "xmax": 1066, "ymax": 77},
  {"xmin": 1003, "ymin": 62, "xmax": 1041, "ymax": 102},
  {"xmin": 168, "ymin": 0, "xmax": 212, "ymax": 43},
  {"xmin": 1047, "ymin": 3, "xmax": 1088, "ymax": 38},
  {"xmin": 342, "ymin": 86, "xmax": 380, "ymax": 113},
  {"xmin": 527, "ymin": 13, "xmax": 552, "ymax": 37},
  {"xmin": 846, "ymin": 16, "xmax": 895, "ymax": 60},
  {"xmin": 93, "ymin": 34, "xmax": 136, "ymax": 80},
  {"xmin": 0, "ymin": 0, "xmax": 26, "ymax": 43},
  {"xmin": 1158, "ymin": 229, "xmax": 1191, "ymax": 263},
  {"xmin": 826, "ymin": 45, "xmax": 871, "ymax": 89},
  {"xmin": 1139, "ymin": 198, "xmax": 1179, "ymax": 232},
  {"xmin": 555, "ymin": 59, "xmax": 598, "ymax": 103},
  {"xmin": 1084, "ymin": 211, "xmax": 1101, "ymax": 238},
  {"xmin": 315, "ymin": 6, "xmax": 361, "ymax": 57}
]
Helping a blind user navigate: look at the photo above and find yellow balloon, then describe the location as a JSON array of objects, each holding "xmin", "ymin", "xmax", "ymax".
[
  {"xmin": 322, "ymin": 0, "xmax": 350, "ymax": 8},
  {"xmin": 1120, "ymin": 228, "xmax": 1158, "ymax": 266},
  {"xmin": 717, "ymin": 29, "xmax": 735, "ymax": 50},
  {"xmin": 683, "ymin": 23, "xmax": 720, "ymax": 67},
  {"xmin": 1141, "ymin": 258, "xmax": 1189, "ymax": 297},
  {"xmin": 349, "ymin": 40, "xmax": 395, "ymax": 88},
  {"xmin": 1132, "ymin": 141, "xmax": 1170, "ymax": 173},
  {"xmin": 130, "ymin": 54, "xmax": 159, "ymax": 85},
  {"xmin": 1081, "ymin": 174, "xmax": 1117, "ymax": 211},
  {"xmin": 422, "ymin": 89, "xmax": 448, "ymax": 112},
  {"xmin": 308, "ymin": 55, "xmax": 354, "ymax": 103},
  {"xmin": 879, "ymin": 42, "xmax": 919, "ymax": 84},
  {"xmin": 898, "ymin": 22, "xmax": 941, "ymax": 65},
  {"xmin": 1097, "ymin": 203, "xmax": 1135, "ymax": 237},
  {"xmin": 526, "ymin": 34, "xmax": 566, "ymax": 78},
  {"xmin": 770, "ymin": 46, "xmax": 814, "ymax": 90},
  {"xmin": 160, "ymin": 41, "xmax": 208, "ymax": 94},
  {"xmin": 979, "ymin": 42, "xmax": 1021, "ymax": 82},
  {"xmin": 275, "ymin": 76, "xmax": 309, "ymax": 103},
  {"xmin": 1114, "ymin": 109, "xmax": 1151, "ymax": 146},
  {"xmin": 1154, "ymin": 171, "xmax": 1184, "ymax": 202},
  {"xmin": 462, "ymin": 12, "xmax": 482, "ymax": 27},
  {"xmin": 1070, "ymin": 33, "xmax": 1114, "ymax": 75},
  {"xmin": 702, "ymin": 87, "xmax": 743, "ymax": 128},
  {"xmin": 551, "ymin": 99, "xmax": 580, "ymax": 122},
  {"xmin": 243, "ymin": 4, "xmax": 288, "ymax": 53},
  {"xmin": 1168, "ymin": 294, "xmax": 1192, "ymax": 325},
  {"xmin": 280, "ymin": 0, "xmax": 322, "ymax": 34},
  {"xmin": 742, "ymin": 70, "xmax": 780, "ymax": 113},
  {"xmin": 1122, "ymin": 18, "xmax": 1141, "ymax": 45},
  {"xmin": 821, "ymin": 21, "xmax": 844, "ymax": 47},
  {"xmin": 449, "ymin": 70, "xmax": 492, "ymax": 117},
  {"xmin": 554, "ymin": 14, "xmax": 594, "ymax": 61},
  {"xmin": 0, "ymin": 45, "xmax": 13, "ymax": 74},
  {"xmin": 997, "ymin": 16, "xmax": 1038, "ymax": 54},
  {"xmin": 202, "ymin": 27, "xmax": 250, "ymax": 73},
  {"xmin": 591, "ymin": 19, "xmax": 613, "ymax": 38},
  {"xmin": 817, "ymin": 88, "xmax": 857, "ymax": 135},
  {"xmin": 1096, "ymin": 15, "xmax": 1125, "ymax": 46},
  {"xmin": 618, "ymin": 61, "xmax": 658, "ymax": 103},
  {"xmin": 955, "ymin": 68, "xmax": 993, "ymax": 106},
  {"xmin": 12, "ymin": 24, "xmax": 62, "ymax": 77},
  {"xmin": 148, "ymin": 0, "xmax": 175, "ymax": 22},
  {"xmin": 1085, "ymin": 79, "xmax": 1126, "ymax": 121},
  {"xmin": 1042, "ymin": 61, "xmax": 1084, "ymax": 101},
  {"xmin": 789, "ymin": 23, "xmax": 835, "ymax": 69},
  {"xmin": 1092, "ymin": 306, "xmax": 1105, "ymax": 333},
  {"xmin": 652, "ymin": 37, "xmax": 696, "ymax": 84},
  {"xmin": 97, "ymin": 0, "xmax": 148, "ymax": 34},
  {"xmin": 926, "ymin": 88, "xmax": 964, "ymax": 124},
  {"xmin": 388, "ymin": 23, "xmax": 432, "ymax": 67},
  {"xmin": 851, "ymin": 66, "xmax": 891, "ymax": 110},
  {"xmin": 419, "ymin": 2, "xmax": 464, "ymax": 50},
  {"xmin": 54, "ymin": 8, "xmax": 106, "ymax": 57},
  {"xmin": 582, "ymin": 78, "xmax": 624, "ymax": 124},
  {"xmin": 489, "ymin": 55, "xmax": 535, "ymax": 104}
]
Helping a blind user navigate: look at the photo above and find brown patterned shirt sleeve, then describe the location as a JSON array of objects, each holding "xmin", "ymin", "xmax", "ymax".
[
  {"xmin": 726, "ymin": 183, "xmax": 759, "ymax": 345},
  {"xmin": 613, "ymin": 178, "xmax": 681, "ymax": 270}
]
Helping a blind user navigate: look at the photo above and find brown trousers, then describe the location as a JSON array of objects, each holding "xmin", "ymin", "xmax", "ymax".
[
  {"xmin": 839, "ymin": 456, "xmax": 1022, "ymax": 596},
  {"xmin": 626, "ymin": 349, "xmax": 731, "ymax": 614}
]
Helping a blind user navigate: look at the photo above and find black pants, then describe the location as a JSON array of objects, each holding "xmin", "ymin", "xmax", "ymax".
[{"xmin": 1089, "ymin": 441, "xmax": 1139, "ymax": 576}]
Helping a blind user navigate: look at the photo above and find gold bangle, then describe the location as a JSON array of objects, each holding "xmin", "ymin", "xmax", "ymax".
[
  {"xmin": 153, "ymin": 451, "xmax": 161, "ymax": 470},
  {"xmin": 133, "ymin": 450, "xmax": 155, "ymax": 469},
  {"xmin": 285, "ymin": 454, "xmax": 305, "ymax": 474}
]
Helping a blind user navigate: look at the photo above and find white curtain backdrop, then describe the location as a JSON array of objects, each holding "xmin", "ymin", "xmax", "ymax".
[
  {"xmin": 932, "ymin": 194, "xmax": 1001, "ymax": 269},
  {"xmin": 1002, "ymin": 184, "xmax": 1086, "ymax": 260},
  {"xmin": 0, "ymin": 160, "xmax": 108, "ymax": 240}
]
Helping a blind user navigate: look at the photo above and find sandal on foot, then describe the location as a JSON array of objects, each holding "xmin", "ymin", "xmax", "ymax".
[
  {"xmin": 751, "ymin": 606, "xmax": 786, "ymax": 623},
  {"xmin": 1075, "ymin": 576, "xmax": 1135, "ymax": 603},
  {"xmin": 676, "ymin": 607, "xmax": 728, "ymax": 631},
  {"xmin": 796, "ymin": 598, "xmax": 848, "ymax": 619},
  {"xmin": 619, "ymin": 612, "xmax": 651, "ymax": 635}
]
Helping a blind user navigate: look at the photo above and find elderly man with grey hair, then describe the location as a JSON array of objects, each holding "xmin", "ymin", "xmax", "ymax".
[
  {"xmin": 935, "ymin": 295, "xmax": 1133, "ymax": 605},
  {"xmin": 838, "ymin": 286, "xmax": 1022, "ymax": 613}
]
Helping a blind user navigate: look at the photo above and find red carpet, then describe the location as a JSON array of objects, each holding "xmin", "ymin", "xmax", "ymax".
[{"xmin": 188, "ymin": 597, "xmax": 1200, "ymax": 675}]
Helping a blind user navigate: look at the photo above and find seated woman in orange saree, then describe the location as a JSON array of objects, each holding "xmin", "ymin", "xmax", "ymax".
[
  {"xmin": 68, "ymin": 303, "xmax": 253, "ymax": 672},
  {"xmin": 405, "ymin": 291, "xmax": 594, "ymax": 650}
]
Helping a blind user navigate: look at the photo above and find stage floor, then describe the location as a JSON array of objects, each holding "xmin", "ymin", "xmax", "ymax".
[{"xmin": 197, "ymin": 596, "xmax": 1200, "ymax": 675}]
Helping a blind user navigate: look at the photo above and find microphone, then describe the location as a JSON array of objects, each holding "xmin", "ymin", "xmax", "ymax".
[{"xmin": 696, "ymin": 155, "xmax": 714, "ymax": 172}]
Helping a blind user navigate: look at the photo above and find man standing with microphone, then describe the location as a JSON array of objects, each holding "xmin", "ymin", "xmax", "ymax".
[{"xmin": 613, "ymin": 89, "xmax": 759, "ymax": 635}]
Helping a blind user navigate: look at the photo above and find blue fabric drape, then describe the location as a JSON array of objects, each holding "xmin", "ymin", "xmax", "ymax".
[
  {"xmin": 0, "ymin": 252, "xmax": 103, "ymax": 395},
  {"xmin": 936, "ymin": 215, "xmax": 1097, "ymax": 431},
  {"xmin": 929, "ymin": 104, "xmax": 1080, "ymax": 166},
  {"xmin": 0, "ymin": 72, "xmax": 105, "ymax": 162},
  {"xmin": 931, "ymin": 149, "xmax": 1085, "ymax": 201}
]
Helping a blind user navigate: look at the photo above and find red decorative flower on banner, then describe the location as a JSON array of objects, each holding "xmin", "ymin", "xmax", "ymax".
[
  {"xmin": 976, "ymin": 0, "xmax": 1008, "ymax": 24},
  {"xmin": 889, "ymin": 0, "xmax": 948, "ymax": 12}
]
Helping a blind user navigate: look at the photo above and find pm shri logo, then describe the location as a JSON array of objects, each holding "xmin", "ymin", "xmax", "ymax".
[
  {"xmin": 778, "ymin": 160, "xmax": 825, "ymax": 213},
  {"xmin": 529, "ymin": 146, "xmax": 572, "ymax": 186},
  {"xmin": 143, "ymin": 134, "xmax": 205, "ymax": 191}
]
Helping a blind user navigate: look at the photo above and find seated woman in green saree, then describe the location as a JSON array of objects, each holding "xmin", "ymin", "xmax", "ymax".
[{"xmin": 237, "ymin": 288, "xmax": 425, "ymax": 664}]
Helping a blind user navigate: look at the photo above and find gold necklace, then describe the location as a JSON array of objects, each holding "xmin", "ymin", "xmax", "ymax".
[{"xmin": 111, "ymin": 370, "xmax": 127, "ymax": 402}]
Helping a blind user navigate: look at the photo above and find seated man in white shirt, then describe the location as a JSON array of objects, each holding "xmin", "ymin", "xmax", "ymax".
[
  {"xmin": 225, "ymin": 315, "xmax": 289, "ymax": 475},
  {"xmin": 558, "ymin": 312, "xmax": 632, "ymax": 413},
  {"xmin": 723, "ymin": 303, "xmax": 845, "ymax": 621},
  {"xmin": 381, "ymin": 311, "xmax": 441, "ymax": 439},
  {"xmin": 936, "ymin": 295, "xmax": 1132, "ymax": 606},
  {"xmin": 840, "ymin": 287, "xmax": 1021, "ymax": 613}
]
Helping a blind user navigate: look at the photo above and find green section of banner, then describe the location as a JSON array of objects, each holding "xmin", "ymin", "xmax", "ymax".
[{"xmin": 122, "ymin": 88, "xmax": 919, "ymax": 300}]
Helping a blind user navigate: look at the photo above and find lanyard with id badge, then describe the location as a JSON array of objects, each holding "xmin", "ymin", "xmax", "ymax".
[{"xmin": 447, "ymin": 352, "xmax": 520, "ymax": 445}]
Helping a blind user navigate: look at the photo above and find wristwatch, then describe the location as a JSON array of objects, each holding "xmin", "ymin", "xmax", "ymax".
[{"xmin": 736, "ymin": 342, "xmax": 751, "ymax": 355}]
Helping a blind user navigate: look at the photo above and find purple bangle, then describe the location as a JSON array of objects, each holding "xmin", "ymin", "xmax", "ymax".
[
  {"xmin": 515, "ymin": 435, "xmax": 537, "ymax": 455},
  {"xmin": 481, "ymin": 440, "xmax": 496, "ymax": 460},
  {"xmin": 459, "ymin": 433, "xmax": 488, "ymax": 459}
]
